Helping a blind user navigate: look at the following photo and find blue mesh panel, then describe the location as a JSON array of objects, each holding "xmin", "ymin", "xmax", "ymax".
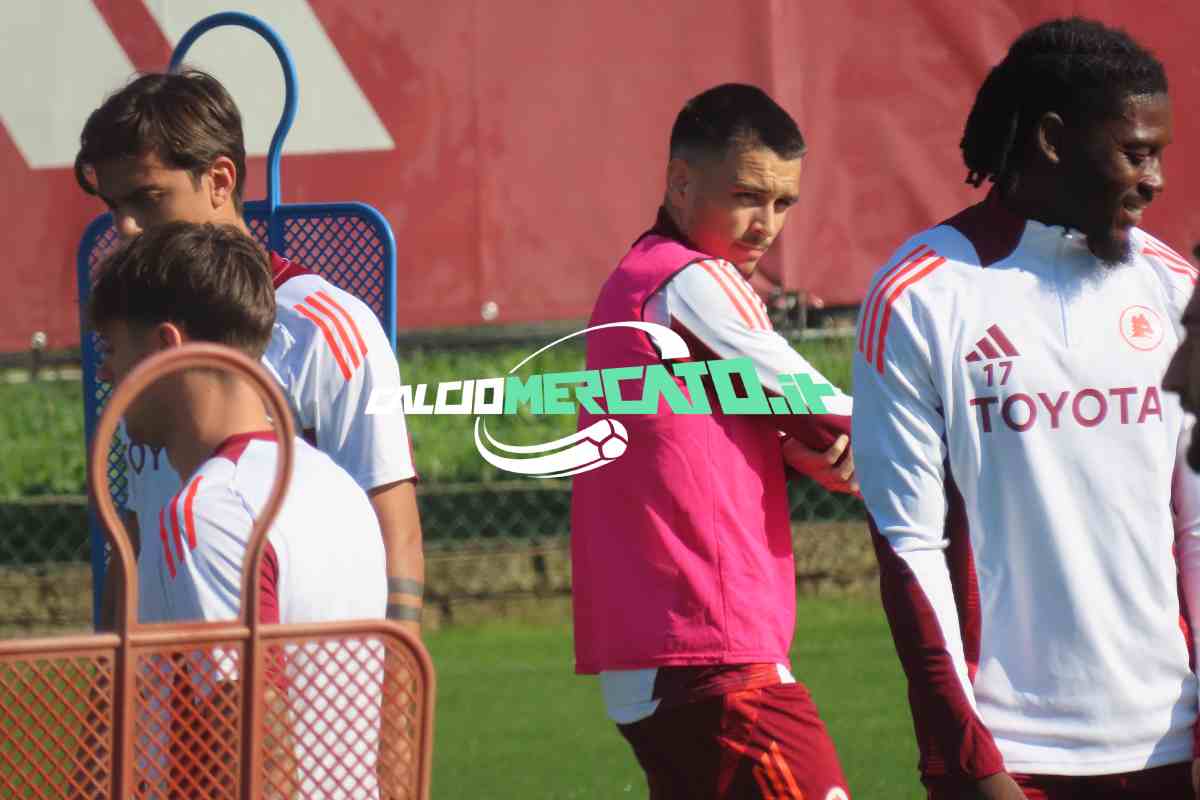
[{"xmin": 78, "ymin": 205, "xmax": 396, "ymax": 624}]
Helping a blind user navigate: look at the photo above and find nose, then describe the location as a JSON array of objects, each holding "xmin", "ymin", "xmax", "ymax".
[
  {"xmin": 752, "ymin": 204, "xmax": 784, "ymax": 240},
  {"xmin": 1141, "ymin": 157, "xmax": 1166, "ymax": 198},
  {"xmin": 113, "ymin": 210, "xmax": 142, "ymax": 240}
]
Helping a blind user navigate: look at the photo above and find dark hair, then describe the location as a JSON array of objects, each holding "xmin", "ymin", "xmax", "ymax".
[
  {"xmin": 669, "ymin": 83, "xmax": 806, "ymax": 162},
  {"xmin": 75, "ymin": 70, "xmax": 247, "ymax": 212},
  {"xmin": 90, "ymin": 222, "xmax": 274, "ymax": 358},
  {"xmin": 961, "ymin": 17, "xmax": 1167, "ymax": 190}
]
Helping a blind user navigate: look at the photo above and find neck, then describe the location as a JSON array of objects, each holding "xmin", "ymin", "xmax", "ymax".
[
  {"xmin": 998, "ymin": 175, "xmax": 1076, "ymax": 232},
  {"xmin": 213, "ymin": 208, "xmax": 253, "ymax": 238},
  {"xmin": 164, "ymin": 375, "xmax": 271, "ymax": 480},
  {"xmin": 657, "ymin": 201, "xmax": 695, "ymax": 247}
]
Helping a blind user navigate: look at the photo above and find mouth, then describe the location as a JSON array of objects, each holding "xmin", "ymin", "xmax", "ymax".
[
  {"xmin": 735, "ymin": 242, "xmax": 769, "ymax": 258},
  {"xmin": 1119, "ymin": 199, "xmax": 1148, "ymax": 228}
]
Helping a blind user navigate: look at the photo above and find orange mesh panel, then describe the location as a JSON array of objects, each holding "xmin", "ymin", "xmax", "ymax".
[
  {"xmin": 132, "ymin": 643, "xmax": 244, "ymax": 799},
  {"xmin": 260, "ymin": 630, "xmax": 433, "ymax": 799},
  {"xmin": 0, "ymin": 653, "xmax": 114, "ymax": 798}
]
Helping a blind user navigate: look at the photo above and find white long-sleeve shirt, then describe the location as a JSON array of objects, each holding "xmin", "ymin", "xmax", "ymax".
[{"xmin": 853, "ymin": 193, "xmax": 1200, "ymax": 778}]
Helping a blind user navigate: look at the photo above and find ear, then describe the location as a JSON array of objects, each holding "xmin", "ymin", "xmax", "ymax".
[
  {"xmin": 666, "ymin": 157, "xmax": 692, "ymax": 208},
  {"xmin": 1035, "ymin": 111, "xmax": 1067, "ymax": 166},
  {"xmin": 207, "ymin": 155, "xmax": 239, "ymax": 213},
  {"xmin": 153, "ymin": 321, "xmax": 186, "ymax": 351}
]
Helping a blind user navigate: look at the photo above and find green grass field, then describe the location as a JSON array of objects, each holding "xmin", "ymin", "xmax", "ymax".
[
  {"xmin": 427, "ymin": 595, "xmax": 921, "ymax": 799},
  {"xmin": 1, "ymin": 335, "xmax": 855, "ymax": 498}
]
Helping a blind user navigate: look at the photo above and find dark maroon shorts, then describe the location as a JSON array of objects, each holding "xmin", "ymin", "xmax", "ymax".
[
  {"xmin": 617, "ymin": 680, "xmax": 851, "ymax": 799},
  {"xmin": 925, "ymin": 761, "xmax": 1193, "ymax": 799}
]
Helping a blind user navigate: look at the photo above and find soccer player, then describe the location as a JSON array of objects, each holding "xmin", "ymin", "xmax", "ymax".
[
  {"xmin": 91, "ymin": 221, "xmax": 387, "ymax": 797},
  {"xmin": 571, "ymin": 83, "xmax": 856, "ymax": 799},
  {"xmin": 75, "ymin": 70, "xmax": 424, "ymax": 631},
  {"xmin": 853, "ymin": 18, "xmax": 1200, "ymax": 800}
]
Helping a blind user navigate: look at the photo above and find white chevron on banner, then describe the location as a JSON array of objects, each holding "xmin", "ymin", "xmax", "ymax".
[
  {"xmin": 0, "ymin": 0, "xmax": 395, "ymax": 170},
  {"xmin": 0, "ymin": 1, "xmax": 139, "ymax": 169}
]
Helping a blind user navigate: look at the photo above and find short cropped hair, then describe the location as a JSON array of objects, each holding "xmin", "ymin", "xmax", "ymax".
[
  {"xmin": 669, "ymin": 83, "xmax": 806, "ymax": 162},
  {"xmin": 90, "ymin": 222, "xmax": 274, "ymax": 358},
  {"xmin": 961, "ymin": 17, "xmax": 1167, "ymax": 190},
  {"xmin": 75, "ymin": 70, "xmax": 247, "ymax": 212}
]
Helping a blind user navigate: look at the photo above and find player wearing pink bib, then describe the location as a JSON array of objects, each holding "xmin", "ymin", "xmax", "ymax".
[
  {"xmin": 572, "ymin": 84, "xmax": 856, "ymax": 800},
  {"xmin": 91, "ymin": 222, "xmax": 387, "ymax": 798},
  {"xmin": 75, "ymin": 70, "xmax": 424, "ymax": 632},
  {"xmin": 854, "ymin": 19, "xmax": 1200, "ymax": 800}
]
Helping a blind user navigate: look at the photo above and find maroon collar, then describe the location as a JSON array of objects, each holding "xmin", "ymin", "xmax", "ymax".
[
  {"xmin": 940, "ymin": 189, "xmax": 1027, "ymax": 268},
  {"xmin": 269, "ymin": 251, "xmax": 314, "ymax": 289},
  {"xmin": 212, "ymin": 430, "xmax": 278, "ymax": 465}
]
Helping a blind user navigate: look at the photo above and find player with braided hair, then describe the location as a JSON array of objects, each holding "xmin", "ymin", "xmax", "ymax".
[{"xmin": 853, "ymin": 17, "xmax": 1200, "ymax": 800}]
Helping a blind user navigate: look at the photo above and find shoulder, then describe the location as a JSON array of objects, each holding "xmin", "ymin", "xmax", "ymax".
[
  {"xmin": 169, "ymin": 458, "xmax": 252, "ymax": 547},
  {"xmin": 863, "ymin": 193, "xmax": 1026, "ymax": 301},
  {"xmin": 861, "ymin": 225, "xmax": 979, "ymax": 317},
  {"xmin": 280, "ymin": 438, "xmax": 380, "ymax": 531},
  {"xmin": 667, "ymin": 258, "xmax": 772, "ymax": 330},
  {"xmin": 273, "ymin": 270, "xmax": 391, "ymax": 383},
  {"xmin": 857, "ymin": 221, "xmax": 992, "ymax": 376},
  {"xmin": 1132, "ymin": 229, "xmax": 1197, "ymax": 305}
]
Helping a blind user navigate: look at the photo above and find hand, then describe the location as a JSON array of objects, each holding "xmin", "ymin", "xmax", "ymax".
[
  {"xmin": 1191, "ymin": 758, "xmax": 1199, "ymax": 798},
  {"xmin": 970, "ymin": 772, "xmax": 1026, "ymax": 800},
  {"xmin": 781, "ymin": 434, "xmax": 859, "ymax": 495}
]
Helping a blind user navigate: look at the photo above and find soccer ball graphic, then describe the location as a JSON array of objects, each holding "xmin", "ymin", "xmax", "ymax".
[
  {"xmin": 582, "ymin": 418, "xmax": 629, "ymax": 462},
  {"xmin": 474, "ymin": 416, "xmax": 631, "ymax": 477}
]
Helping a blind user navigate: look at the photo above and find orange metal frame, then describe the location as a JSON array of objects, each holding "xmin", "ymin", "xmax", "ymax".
[{"xmin": 0, "ymin": 344, "xmax": 435, "ymax": 798}]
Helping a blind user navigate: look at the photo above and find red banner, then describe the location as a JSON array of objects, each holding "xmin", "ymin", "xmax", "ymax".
[{"xmin": 2, "ymin": 1, "xmax": 1197, "ymax": 353}]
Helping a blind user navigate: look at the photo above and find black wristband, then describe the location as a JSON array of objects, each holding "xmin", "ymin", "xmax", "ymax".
[
  {"xmin": 387, "ymin": 603, "xmax": 423, "ymax": 622},
  {"xmin": 388, "ymin": 577, "xmax": 424, "ymax": 596}
]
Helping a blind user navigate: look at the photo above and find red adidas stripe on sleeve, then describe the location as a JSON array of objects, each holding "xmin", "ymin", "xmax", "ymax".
[
  {"xmin": 697, "ymin": 259, "xmax": 772, "ymax": 330},
  {"xmin": 860, "ymin": 246, "xmax": 947, "ymax": 373},
  {"xmin": 1142, "ymin": 244, "xmax": 1199, "ymax": 284},
  {"xmin": 294, "ymin": 291, "xmax": 371, "ymax": 381}
]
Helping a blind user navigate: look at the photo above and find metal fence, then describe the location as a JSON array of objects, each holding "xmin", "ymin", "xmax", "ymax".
[{"xmin": 0, "ymin": 326, "xmax": 863, "ymax": 566}]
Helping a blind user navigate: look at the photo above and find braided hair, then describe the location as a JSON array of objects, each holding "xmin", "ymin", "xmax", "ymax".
[{"xmin": 960, "ymin": 18, "xmax": 1166, "ymax": 191}]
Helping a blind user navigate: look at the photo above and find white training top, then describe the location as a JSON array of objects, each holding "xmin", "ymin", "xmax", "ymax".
[
  {"xmin": 852, "ymin": 194, "xmax": 1200, "ymax": 778},
  {"xmin": 138, "ymin": 431, "xmax": 386, "ymax": 624},
  {"xmin": 122, "ymin": 255, "xmax": 415, "ymax": 579},
  {"xmin": 137, "ymin": 431, "xmax": 387, "ymax": 799}
]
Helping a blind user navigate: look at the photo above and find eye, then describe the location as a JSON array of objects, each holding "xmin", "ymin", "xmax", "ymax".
[{"xmin": 1125, "ymin": 151, "xmax": 1149, "ymax": 167}]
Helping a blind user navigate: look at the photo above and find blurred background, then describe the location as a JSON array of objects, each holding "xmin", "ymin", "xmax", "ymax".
[{"xmin": 1, "ymin": 2, "xmax": 1198, "ymax": 796}]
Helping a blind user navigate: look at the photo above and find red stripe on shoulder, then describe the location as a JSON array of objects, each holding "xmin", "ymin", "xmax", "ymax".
[
  {"xmin": 305, "ymin": 293, "xmax": 361, "ymax": 370},
  {"xmin": 1143, "ymin": 243, "xmax": 1198, "ymax": 272},
  {"xmin": 868, "ymin": 248, "xmax": 940, "ymax": 364},
  {"xmin": 295, "ymin": 304, "xmax": 352, "ymax": 380},
  {"xmin": 718, "ymin": 261, "xmax": 771, "ymax": 329},
  {"xmin": 1143, "ymin": 245, "xmax": 1199, "ymax": 282},
  {"xmin": 698, "ymin": 260, "xmax": 758, "ymax": 329},
  {"xmin": 183, "ymin": 476, "xmax": 202, "ymax": 550},
  {"xmin": 316, "ymin": 291, "xmax": 369, "ymax": 358},
  {"xmin": 875, "ymin": 256, "xmax": 947, "ymax": 374},
  {"xmin": 859, "ymin": 245, "xmax": 930, "ymax": 358}
]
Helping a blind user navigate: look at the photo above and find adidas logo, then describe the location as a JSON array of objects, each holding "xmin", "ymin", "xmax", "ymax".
[{"xmin": 965, "ymin": 324, "xmax": 1020, "ymax": 362}]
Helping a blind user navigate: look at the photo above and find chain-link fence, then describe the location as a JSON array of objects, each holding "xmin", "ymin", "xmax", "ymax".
[{"xmin": 0, "ymin": 324, "xmax": 864, "ymax": 632}]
